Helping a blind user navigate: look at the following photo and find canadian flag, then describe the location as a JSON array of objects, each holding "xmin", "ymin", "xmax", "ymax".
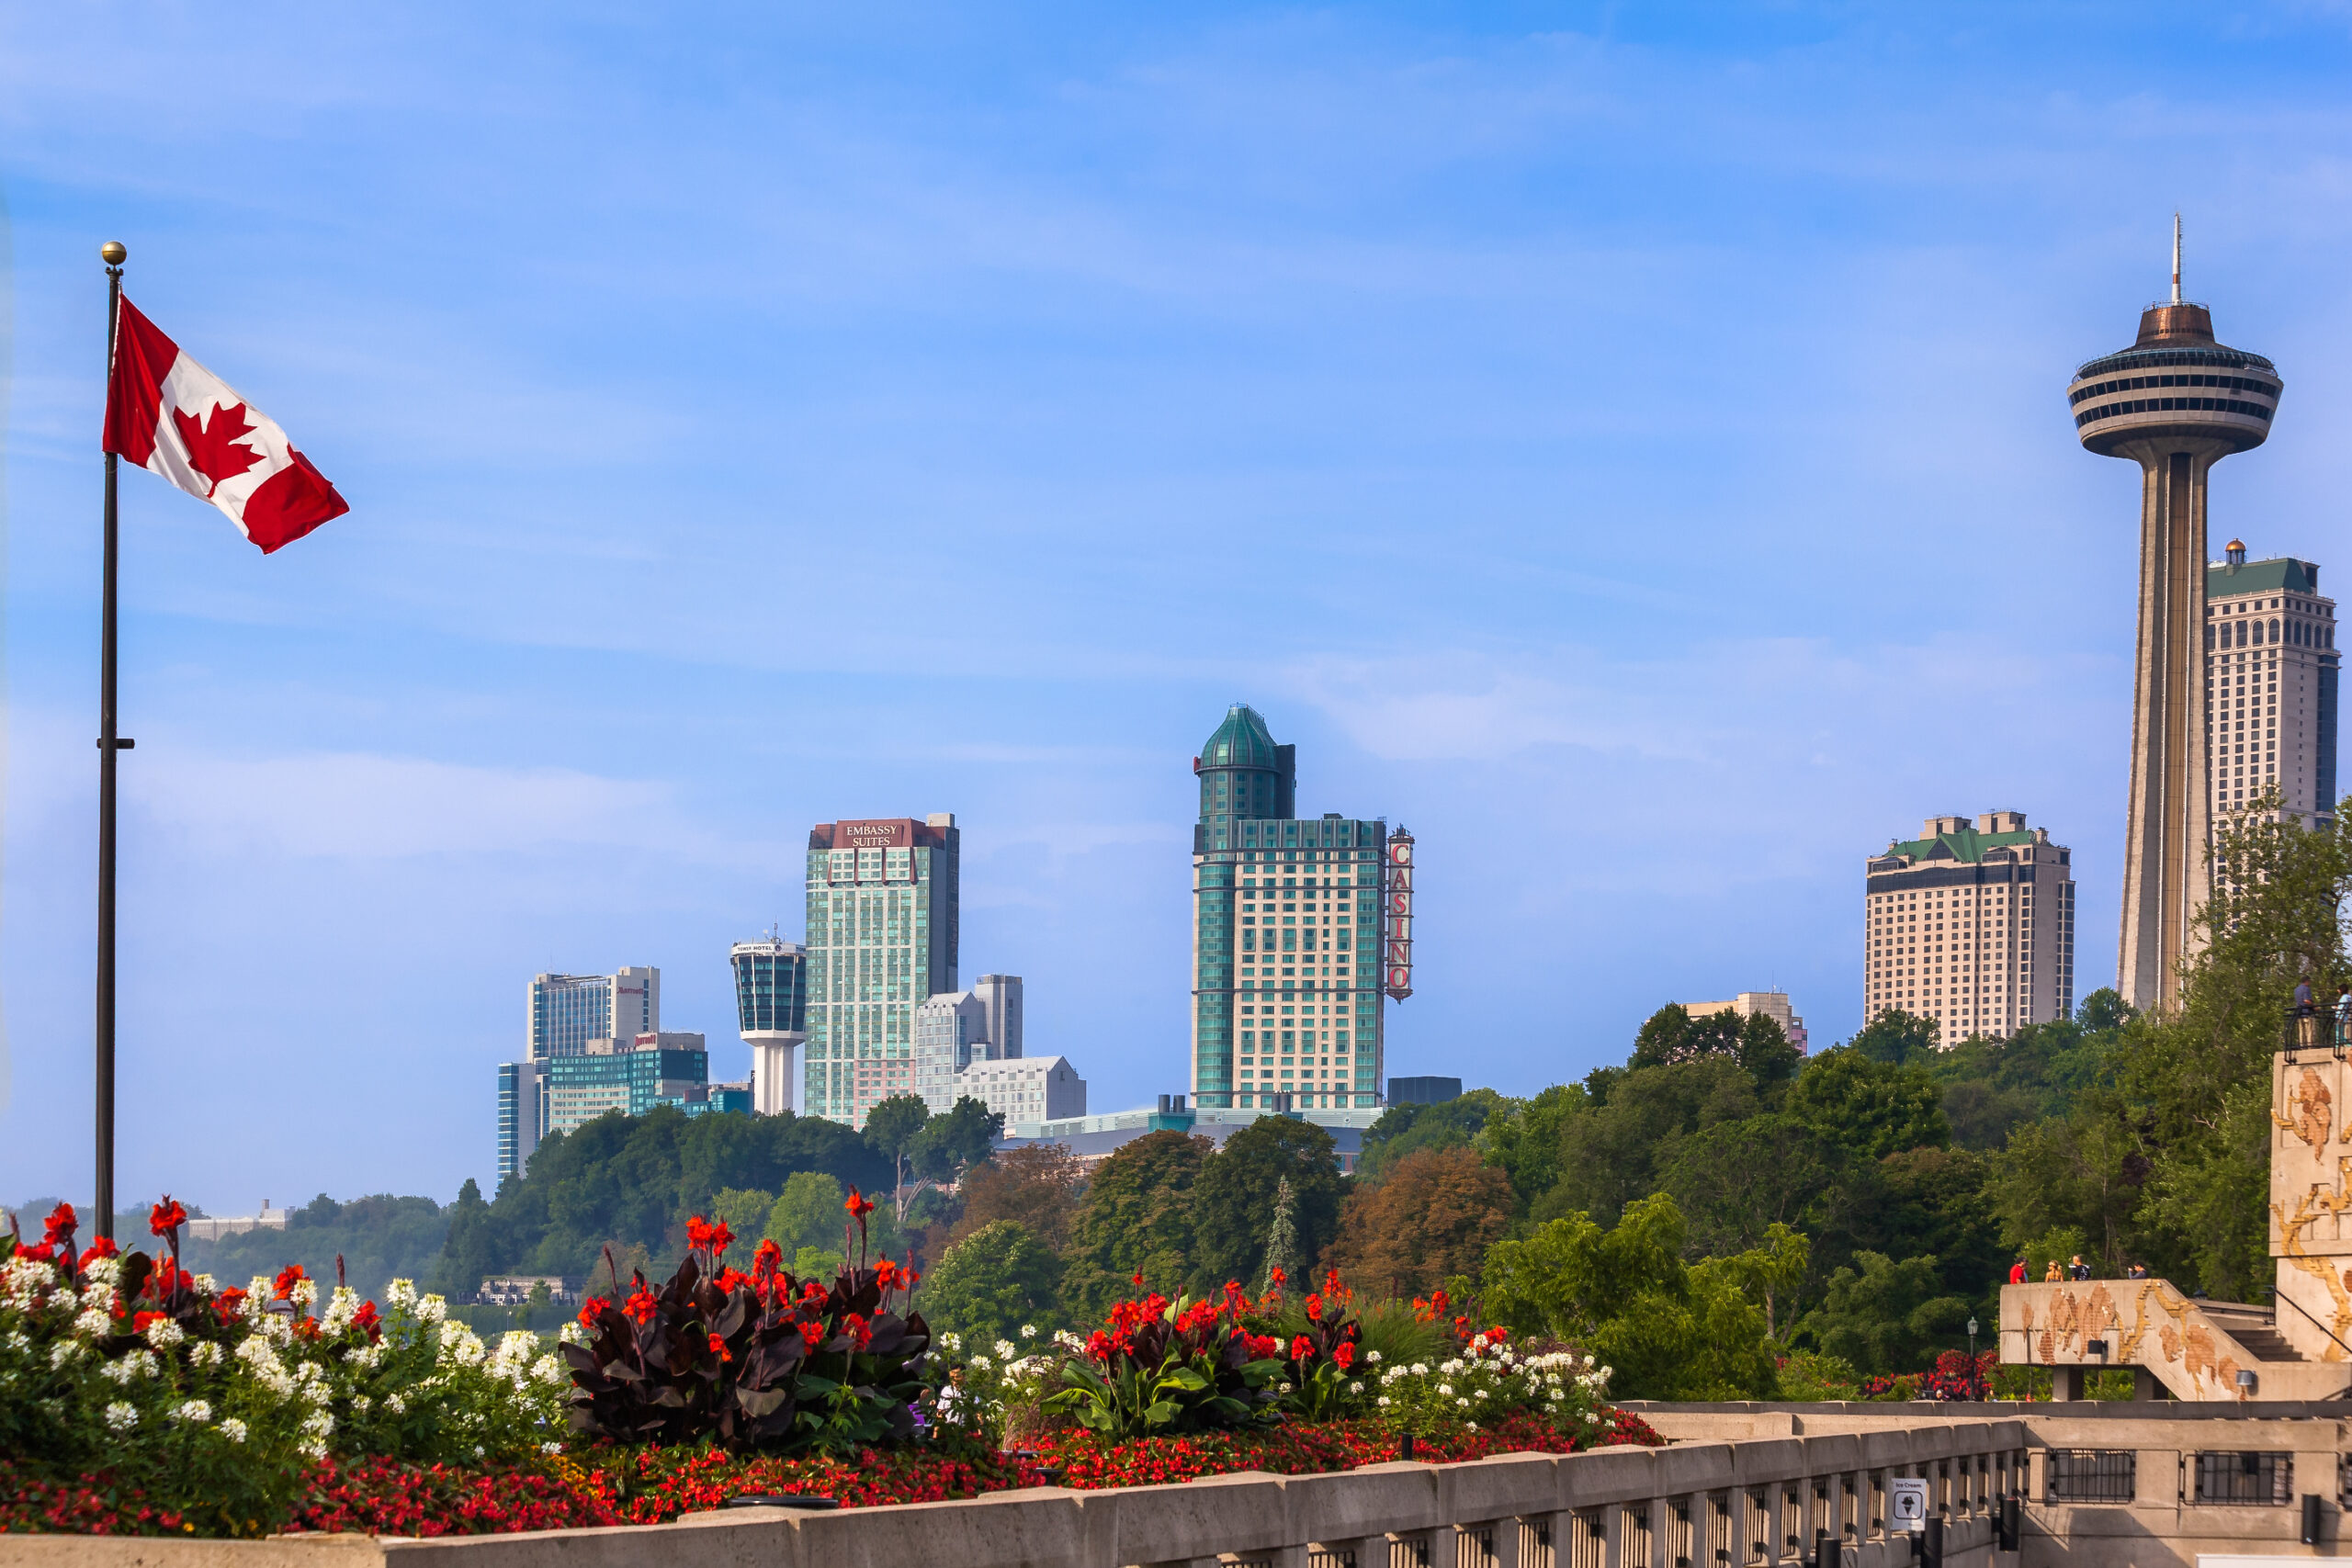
[{"xmin": 102, "ymin": 297, "xmax": 347, "ymax": 553}]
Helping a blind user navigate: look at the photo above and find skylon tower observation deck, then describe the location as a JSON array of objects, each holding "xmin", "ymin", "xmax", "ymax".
[{"xmin": 2071, "ymin": 220, "xmax": 2283, "ymax": 1010}]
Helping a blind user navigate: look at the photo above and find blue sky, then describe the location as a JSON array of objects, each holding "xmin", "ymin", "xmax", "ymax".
[{"xmin": 5, "ymin": 3, "xmax": 2352, "ymax": 1213}]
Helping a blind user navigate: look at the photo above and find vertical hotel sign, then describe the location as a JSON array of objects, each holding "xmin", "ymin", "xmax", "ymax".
[{"xmin": 1383, "ymin": 827, "xmax": 1415, "ymax": 1001}]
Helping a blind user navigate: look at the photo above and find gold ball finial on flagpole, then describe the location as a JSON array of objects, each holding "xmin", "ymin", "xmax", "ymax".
[{"xmin": 99, "ymin": 241, "xmax": 126, "ymax": 265}]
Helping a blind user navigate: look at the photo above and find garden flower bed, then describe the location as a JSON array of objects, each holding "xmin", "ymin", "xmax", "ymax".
[
  {"xmin": 1, "ymin": 1203, "xmax": 1653, "ymax": 1540},
  {"xmin": 0, "ymin": 1410, "xmax": 1664, "ymax": 1538}
]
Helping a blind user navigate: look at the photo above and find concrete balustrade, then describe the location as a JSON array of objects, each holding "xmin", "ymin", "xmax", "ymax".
[{"xmin": 0, "ymin": 1422, "xmax": 2027, "ymax": 1568}]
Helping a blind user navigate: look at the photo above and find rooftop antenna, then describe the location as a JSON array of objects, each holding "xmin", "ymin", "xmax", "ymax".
[{"xmin": 2171, "ymin": 211, "xmax": 2182, "ymax": 306}]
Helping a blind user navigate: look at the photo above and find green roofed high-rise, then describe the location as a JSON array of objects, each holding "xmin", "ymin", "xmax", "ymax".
[{"xmin": 1189, "ymin": 705, "xmax": 1408, "ymax": 1112}]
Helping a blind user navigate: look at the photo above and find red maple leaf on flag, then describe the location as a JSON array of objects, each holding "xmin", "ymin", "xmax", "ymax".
[{"xmin": 171, "ymin": 401, "xmax": 265, "ymax": 495}]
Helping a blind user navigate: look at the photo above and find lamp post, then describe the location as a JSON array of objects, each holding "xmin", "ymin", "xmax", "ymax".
[{"xmin": 1966, "ymin": 1317, "xmax": 1980, "ymax": 1401}]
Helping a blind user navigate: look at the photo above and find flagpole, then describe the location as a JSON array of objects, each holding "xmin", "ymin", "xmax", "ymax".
[{"xmin": 96, "ymin": 239, "xmax": 126, "ymax": 1244}]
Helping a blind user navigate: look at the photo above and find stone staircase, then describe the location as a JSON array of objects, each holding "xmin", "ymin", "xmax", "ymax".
[{"xmin": 1999, "ymin": 1280, "xmax": 2352, "ymax": 1401}]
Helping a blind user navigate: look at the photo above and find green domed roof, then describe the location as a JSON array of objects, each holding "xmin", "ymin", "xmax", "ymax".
[{"xmin": 1200, "ymin": 704, "xmax": 1280, "ymax": 770}]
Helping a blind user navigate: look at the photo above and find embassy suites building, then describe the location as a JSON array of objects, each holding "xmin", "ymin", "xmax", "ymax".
[
  {"xmin": 1190, "ymin": 705, "xmax": 1395, "ymax": 1111},
  {"xmin": 802, "ymin": 815, "xmax": 961, "ymax": 1127}
]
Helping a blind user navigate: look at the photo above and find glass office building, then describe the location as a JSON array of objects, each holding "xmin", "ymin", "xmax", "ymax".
[
  {"xmin": 544, "ymin": 1041, "xmax": 709, "ymax": 1137},
  {"xmin": 803, "ymin": 815, "xmax": 960, "ymax": 1128},
  {"xmin": 1190, "ymin": 705, "xmax": 1388, "ymax": 1111}
]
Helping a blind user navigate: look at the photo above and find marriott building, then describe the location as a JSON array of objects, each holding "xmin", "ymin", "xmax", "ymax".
[{"xmin": 1864, "ymin": 813, "xmax": 2077, "ymax": 1043}]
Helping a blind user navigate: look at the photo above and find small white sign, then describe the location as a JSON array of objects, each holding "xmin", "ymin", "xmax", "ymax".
[{"xmin": 1889, "ymin": 1479, "xmax": 1929, "ymax": 1533}]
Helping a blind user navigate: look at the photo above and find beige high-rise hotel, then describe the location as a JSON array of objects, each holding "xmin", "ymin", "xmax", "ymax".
[
  {"xmin": 2207, "ymin": 541, "xmax": 2338, "ymax": 831},
  {"xmin": 1863, "ymin": 813, "xmax": 2076, "ymax": 1043}
]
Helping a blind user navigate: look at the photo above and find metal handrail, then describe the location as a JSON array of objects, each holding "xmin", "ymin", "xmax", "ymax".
[{"xmin": 2271, "ymin": 1286, "xmax": 2352, "ymax": 1370}]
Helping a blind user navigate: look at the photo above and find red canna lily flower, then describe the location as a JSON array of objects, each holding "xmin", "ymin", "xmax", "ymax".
[
  {"xmin": 797, "ymin": 1319, "xmax": 825, "ymax": 1348},
  {"xmin": 685, "ymin": 1216, "xmax": 715, "ymax": 1252},
  {"xmin": 706, "ymin": 1219, "xmax": 733, "ymax": 1257},
  {"xmin": 214, "ymin": 1286, "xmax": 248, "ymax": 1324},
  {"xmin": 1333, "ymin": 1340, "xmax": 1357, "ymax": 1371},
  {"xmin": 353, "ymin": 1301, "xmax": 382, "ymax": 1341},
  {"xmin": 1267, "ymin": 1267, "xmax": 1286, "ymax": 1288},
  {"xmin": 844, "ymin": 1189, "xmax": 876, "ymax": 1220},
  {"xmin": 577, "ymin": 1299, "xmax": 604, "ymax": 1331},
  {"xmin": 1290, "ymin": 1335, "xmax": 1313, "ymax": 1361},
  {"xmin": 707, "ymin": 1331, "xmax": 732, "ymax": 1362},
  {"xmin": 623, "ymin": 1286, "xmax": 658, "ymax": 1325},
  {"xmin": 714, "ymin": 1267, "xmax": 751, "ymax": 1293},
  {"xmin": 79, "ymin": 1237, "xmax": 119, "ymax": 1266},
  {"xmin": 1305, "ymin": 1293, "xmax": 1323, "ymax": 1320},
  {"xmin": 40, "ymin": 1202, "xmax": 76, "ymax": 1247},
  {"xmin": 131, "ymin": 1309, "xmax": 168, "ymax": 1335},
  {"xmin": 875, "ymin": 1259, "xmax": 898, "ymax": 1289},
  {"xmin": 149, "ymin": 1198, "xmax": 187, "ymax": 1237},
  {"xmin": 272, "ymin": 1264, "xmax": 308, "ymax": 1301},
  {"xmin": 752, "ymin": 1239, "xmax": 782, "ymax": 1272}
]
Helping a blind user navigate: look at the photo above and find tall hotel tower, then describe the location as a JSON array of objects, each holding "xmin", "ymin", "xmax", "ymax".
[
  {"xmin": 1190, "ymin": 705, "xmax": 1408, "ymax": 1111},
  {"xmin": 2070, "ymin": 222, "xmax": 2283, "ymax": 1011},
  {"xmin": 803, "ymin": 816, "xmax": 959, "ymax": 1128},
  {"xmin": 2207, "ymin": 543, "xmax": 2339, "ymax": 830}
]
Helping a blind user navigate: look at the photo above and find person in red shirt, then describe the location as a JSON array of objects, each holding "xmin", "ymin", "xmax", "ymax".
[{"xmin": 2007, "ymin": 1258, "xmax": 2028, "ymax": 1284}]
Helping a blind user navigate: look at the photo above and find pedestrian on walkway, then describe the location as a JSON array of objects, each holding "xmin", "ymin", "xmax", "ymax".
[
  {"xmin": 2007, "ymin": 1257, "xmax": 2028, "ymax": 1284},
  {"xmin": 2069, "ymin": 1254, "xmax": 2091, "ymax": 1280}
]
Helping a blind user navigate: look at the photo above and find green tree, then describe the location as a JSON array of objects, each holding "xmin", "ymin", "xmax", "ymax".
[
  {"xmin": 1353, "ymin": 1091, "xmax": 1501, "ymax": 1185},
  {"xmin": 1849, "ymin": 1009, "xmax": 1938, "ymax": 1066},
  {"xmin": 1060, "ymin": 1131, "xmax": 1214, "ymax": 1321},
  {"xmin": 431, "ymin": 1103, "xmax": 888, "ymax": 1287},
  {"xmin": 1796, "ymin": 1251, "xmax": 1972, "ymax": 1375},
  {"xmin": 1474, "ymin": 1084, "xmax": 1589, "ymax": 1215},
  {"xmin": 1480, "ymin": 1193, "xmax": 1780, "ymax": 1400},
  {"xmin": 864, "ymin": 1094, "xmax": 932, "ymax": 1172},
  {"xmin": 1192, "ymin": 1116, "xmax": 1344, "ymax": 1287},
  {"xmin": 1657, "ymin": 1113, "xmax": 1843, "ymax": 1260},
  {"xmin": 910, "ymin": 1097, "xmax": 1006, "ymax": 1182},
  {"xmin": 2121, "ymin": 791, "xmax": 2351, "ymax": 1297},
  {"xmin": 706, "ymin": 1186, "xmax": 777, "ymax": 1242},
  {"xmin": 763, "ymin": 1171, "xmax": 847, "ymax": 1258},
  {"xmin": 1785, "ymin": 1048, "xmax": 1948, "ymax": 1159},
  {"xmin": 920, "ymin": 1221, "xmax": 1066, "ymax": 1349},
  {"xmin": 1262, "ymin": 1177, "xmax": 1300, "ymax": 1290},
  {"xmin": 1538, "ymin": 1058, "xmax": 1762, "ymax": 1226}
]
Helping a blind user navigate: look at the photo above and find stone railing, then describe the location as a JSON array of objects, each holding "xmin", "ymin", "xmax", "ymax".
[
  {"xmin": 1996, "ymin": 1280, "xmax": 2352, "ymax": 1401},
  {"xmin": 1629, "ymin": 1404, "xmax": 2352, "ymax": 1568},
  {"xmin": 0, "ymin": 1422, "xmax": 2026, "ymax": 1568}
]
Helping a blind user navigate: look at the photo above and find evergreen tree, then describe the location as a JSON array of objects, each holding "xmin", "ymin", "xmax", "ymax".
[{"xmin": 1262, "ymin": 1176, "xmax": 1299, "ymax": 1289}]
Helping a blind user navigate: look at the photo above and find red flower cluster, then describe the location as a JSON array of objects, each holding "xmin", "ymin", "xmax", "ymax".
[
  {"xmin": 148, "ymin": 1197, "xmax": 187, "ymax": 1237},
  {"xmin": 844, "ymin": 1189, "xmax": 876, "ymax": 1220},
  {"xmin": 684, "ymin": 1216, "xmax": 734, "ymax": 1257},
  {"xmin": 272, "ymin": 1264, "xmax": 308, "ymax": 1301}
]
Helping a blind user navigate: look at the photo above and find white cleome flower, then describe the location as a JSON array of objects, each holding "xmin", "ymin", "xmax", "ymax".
[
  {"xmin": 1020, "ymin": 1324, "xmax": 1037, "ymax": 1338},
  {"xmin": 220, "ymin": 1417, "xmax": 249, "ymax": 1443},
  {"xmin": 104, "ymin": 1401, "xmax": 138, "ymax": 1432},
  {"xmin": 1365, "ymin": 1349, "xmax": 1383, "ymax": 1364},
  {"xmin": 290, "ymin": 1278, "xmax": 319, "ymax": 1309},
  {"xmin": 994, "ymin": 1339, "xmax": 1017, "ymax": 1359},
  {"xmin": 143, "ymin": 1317, "xmax": 186, "ymax": 1349},
  {"xmin": 1377, "ymin": 1395, "xmax": 1392, "ymax": 1407},
  {"xmin": 51, "ymin": 1341, "xmax": 85, "ymax": 1368},
  {"xmin": 384, "ymin": 1279, "xmax": 419, "ymax": 1310},
  {"xmin": 172, "ymin": 1399, "xmax": 213, "ymax": 1424},
  {"xmin": 558, "ymin": 1320, "xmax": 588, "ymax": 1348},
  {"xmin": 384, "ymin": 1393, "xmax": 407, "ymax": 1415},
  {"xmin": 352, "ymin": 1395, "xmax": 373, "ymax": 1415},
  {"xmin": 418, "ymin": 1294, "xmax": 448, "ymax": 1325},
  {"xmin": 533, "ymin": 1353, "xmax": 567, "ymax": 1385},
  {"xmin": 73, "ymin": 1308, "xmax": 113, "ymax": 1338},
  {"xmin": 1349, "ymin": 1381, "xmax": 1364, "ymax": 1394},
  {"xmin": 301, "ymin": 1411, "xmax": 335, "ymax": 1438}
]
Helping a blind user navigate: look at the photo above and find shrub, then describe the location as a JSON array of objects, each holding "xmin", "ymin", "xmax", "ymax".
[
  {"xmin": 1046, "ymin": 1278, "xmax": 1283, "ymax": 1438},
  {"xmin": 1367, "ymin": 1322, "xmax": 1610, "ymax": 1438},
  {"xmin": 562, "ymin": 1196, "xmax": 931, "ymax": 1455},
  {"xmin": 0, "ymin": 1201, "xmax": 566, "ymax": 1536}
]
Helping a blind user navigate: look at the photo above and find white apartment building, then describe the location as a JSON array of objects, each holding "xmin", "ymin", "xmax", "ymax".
[
  {"xmin": 804, "ymin": 815, "xmax": 960, "ymax": 1130},
  {"xmin": 1682, "ymin": 991, "xmax": 1809, "ymax": 1053},
  {"xmin": 954, "ymin": 1055, "xmax": 1086, "ymax": 1122},
  {"xmin": 1864, "ymin": 812, "xmax": 2077, "ymax": 1043},
  {"xmin": 2208, "ymin": 543, "xmax": 2339, "ymax": 829}
]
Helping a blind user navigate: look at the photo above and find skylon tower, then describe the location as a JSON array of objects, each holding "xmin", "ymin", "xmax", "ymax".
[{"xmin": 2070, "ymin": 219, "xmax": 2283, "ymax": 1010}]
